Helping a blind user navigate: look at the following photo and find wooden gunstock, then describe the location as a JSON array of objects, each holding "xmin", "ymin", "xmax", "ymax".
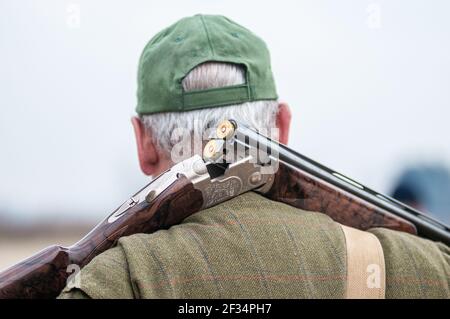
[
  {"xmin": 265, "ymin": 162, "xmax": 417, "ymax": 234},
  {"xmin": 0, "ymin": 176, "xmax": 203, "ymax": 299}
]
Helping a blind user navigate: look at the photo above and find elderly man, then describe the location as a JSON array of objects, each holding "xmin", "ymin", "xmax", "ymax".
[{"xmin": 59, "ymin": 14, "xmax": 450, "ymax": 299}]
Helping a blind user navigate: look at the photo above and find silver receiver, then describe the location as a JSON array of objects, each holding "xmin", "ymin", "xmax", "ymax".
[
  {"xmin": 107, "ymin": 120, "xmax": 275, "ymax": 224},
  {"xmin": 107, "ymin": 155, "xmax": 204, "ymax": 223}
]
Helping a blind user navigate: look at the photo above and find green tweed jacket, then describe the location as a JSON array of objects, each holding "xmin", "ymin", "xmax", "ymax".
[{"xmin": 58, "ymin": 192, "xmax": 450, "ymax": 299}]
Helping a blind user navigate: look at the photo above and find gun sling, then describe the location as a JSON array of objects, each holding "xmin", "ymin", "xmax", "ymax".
[{"xmin": 340, "ymin": 224, "xmax": 386, "ymax": 299}]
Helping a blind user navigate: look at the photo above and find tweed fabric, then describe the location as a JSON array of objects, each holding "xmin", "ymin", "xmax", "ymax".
[
  {"xmin": 368, "ymin": 228, "xmax": 450, "ymax": 298},
  {"xmin": 59, "ymin": 192, "xmax": 450, "ymax": 299}
]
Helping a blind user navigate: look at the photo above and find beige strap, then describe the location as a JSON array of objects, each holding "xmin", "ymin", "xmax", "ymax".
[{"xmin": 340, "ymin": 224, "xmax": 386, "ymax": 299}]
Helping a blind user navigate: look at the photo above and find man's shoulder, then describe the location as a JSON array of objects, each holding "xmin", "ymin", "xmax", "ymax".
[
  {"xmin": 120, "ymin": 191, "xmax": 341, "ymax": 253},
  {"xmin": 117, "ymin": 191, "xmax": 339, "ymax": 251},
  {"xmin": 117, "ymin": 190, "xmax": 346, "ymax": 273},
  {"xmin": 59, "ymin": 191, "xmax": 347, "ymax": 298},
  {"xmin": 58, "ymin": 191, "xmax": 450, "ymax": 299},
  {"xmin": 182, "ymin": 191, "xmax": 333, "ymax": 227}
]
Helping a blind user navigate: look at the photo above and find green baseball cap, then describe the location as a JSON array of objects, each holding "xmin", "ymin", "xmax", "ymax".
[{"xmin": 136, "ymin": 14, "xmax": 278, "ymax": 115}]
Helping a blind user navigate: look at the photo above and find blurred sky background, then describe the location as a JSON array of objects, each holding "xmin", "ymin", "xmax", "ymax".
[{"xmin": 1, "ymin": 0, "xmax": 450, "ymax": 224}]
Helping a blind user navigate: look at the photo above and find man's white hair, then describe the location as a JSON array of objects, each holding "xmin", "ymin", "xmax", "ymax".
[{"xmin": 141, "ymin": 62, "xmax": 278, "ymax": 155}]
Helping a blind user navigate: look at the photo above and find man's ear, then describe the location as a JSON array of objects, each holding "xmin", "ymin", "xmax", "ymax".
[
  {"xmin": 131, "ymin": 117, "xmax": 159, "ymax": 176},
  {"xmin": 275, "ymin": 102, "xmax": 292, "ymax": 145}
]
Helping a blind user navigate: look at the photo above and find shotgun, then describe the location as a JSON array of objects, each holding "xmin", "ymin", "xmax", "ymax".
[{"xmin": 0, "ymin": 119, "xmax": 449, "ymax": 299}]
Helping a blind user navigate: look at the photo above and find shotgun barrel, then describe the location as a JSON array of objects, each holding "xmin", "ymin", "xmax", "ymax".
[{"xmin": 229, "ymin": 119, "xmax": 450, "ymax": 245}]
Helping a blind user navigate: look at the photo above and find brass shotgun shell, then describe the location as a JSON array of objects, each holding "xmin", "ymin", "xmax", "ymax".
[
  {"xmin": 203, "ymin": 139, "xmax": 224, "ymax": 162},
  {"xmin": 216, "ymin": 120, "xmax": 235, "ymax": 139}
]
